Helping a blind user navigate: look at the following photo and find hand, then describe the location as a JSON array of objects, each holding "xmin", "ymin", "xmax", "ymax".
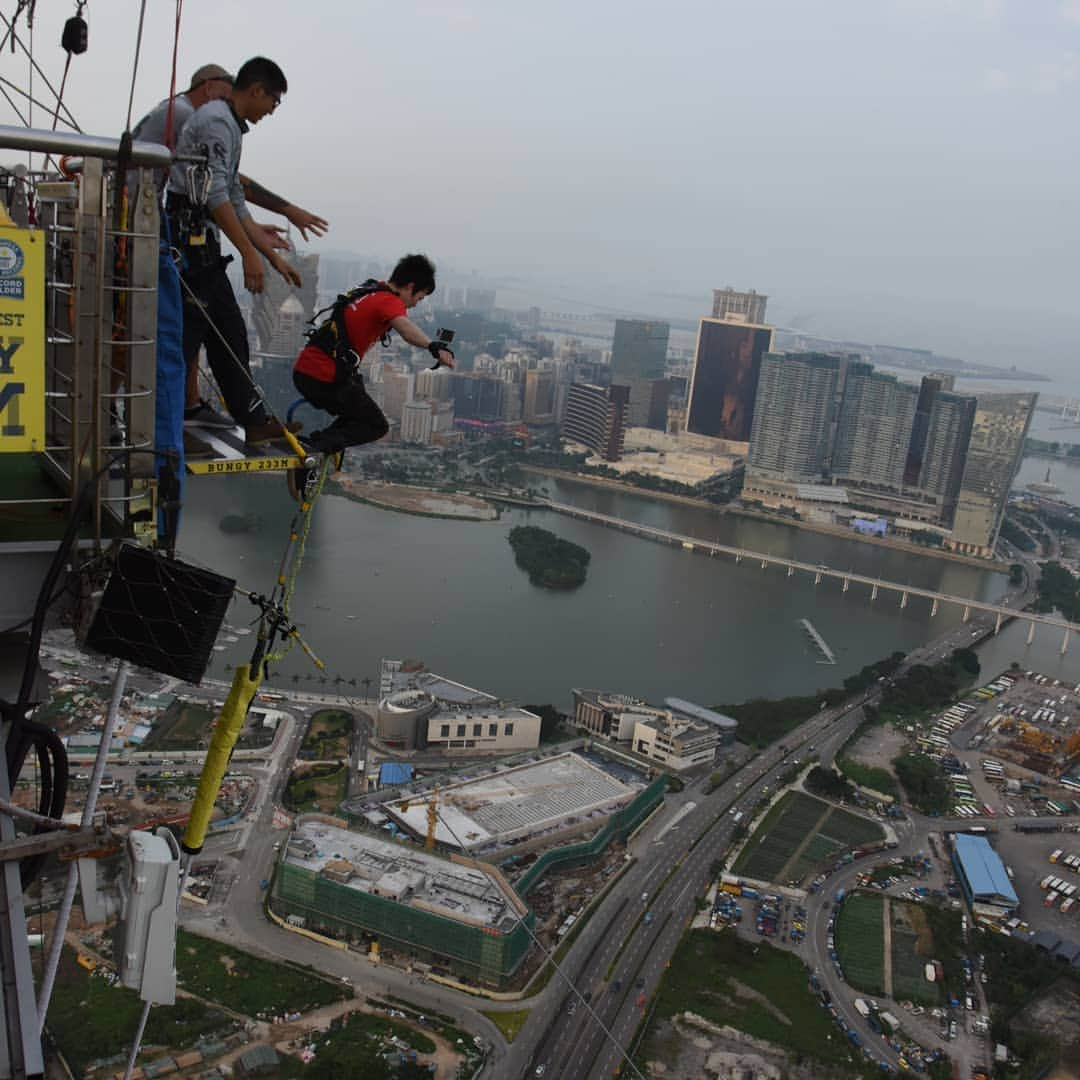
[
  {"xmin": 257, "ymin": 222, "xmax": 291, "ymax": 251},
  {"xmin": 284, "ymin": 204, "xmax": 329, "ymax": 241},
  {"xmin": 433, "ymin": 348, "xmax": 455, "ymax": 370},
  {"xmin": 271, "ymin": 253, "xmax": 302, "ymax": 287},
  {"xmin": 242, "ymin": 248, "xmax": 265, "ymax": 294}
]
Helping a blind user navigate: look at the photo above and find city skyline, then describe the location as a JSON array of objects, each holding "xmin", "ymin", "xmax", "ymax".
[{"xmin": 9, "ymin": 2, "xmax": 1079, "ymax": 381}]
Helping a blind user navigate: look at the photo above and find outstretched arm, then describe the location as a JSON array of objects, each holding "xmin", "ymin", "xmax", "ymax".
[
  {"xmin": 389, "ymin": 316, "xmax": 455, "ymax": 369},
  {"xmin": 239, "ymin": 174, "xmax": 329, "ymax": 241}
]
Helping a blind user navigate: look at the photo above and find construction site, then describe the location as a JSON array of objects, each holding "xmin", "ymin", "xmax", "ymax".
[
  {"xmin": 963, "ymin": 670, "xmax": 1080, "ymax": 784},
  {"xmin": 382, "ymin": 752, "xmax": 642, "ymax": 855},
  {"xmin": 271, "ymin": 821, "xmax": 535, "ymax": 987}
]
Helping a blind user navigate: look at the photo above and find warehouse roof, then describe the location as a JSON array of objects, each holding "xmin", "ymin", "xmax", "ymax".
[{"xmin": 954, "ymin": 833, "xmax": 1018, "ymax": 906}]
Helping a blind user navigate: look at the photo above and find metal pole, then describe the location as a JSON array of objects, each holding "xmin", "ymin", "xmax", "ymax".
[
  {"xmin": 123, "ymin": 1001, "xmax": 152, "ymax": 1080},
  {"xmin": 37, "ymin": 660, "xmax": 129, "ymax": 1028}
]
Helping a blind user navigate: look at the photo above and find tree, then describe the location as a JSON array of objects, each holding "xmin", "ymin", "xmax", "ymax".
[
  {"xmin": 361, "ymin": 676, "xmax": 372, "ymax": 700},
  {"xmin": 525, "ymin": 704, "xmax": 566, "ymax": 742},
  {"xmin": 950, "ymin": 647, "xmax": 980, "ymax": 677}
]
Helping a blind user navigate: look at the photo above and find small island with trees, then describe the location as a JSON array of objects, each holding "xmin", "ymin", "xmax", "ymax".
[{"xmin": 508, "ymin": 526, "xmax": 591, "ymax": 590}]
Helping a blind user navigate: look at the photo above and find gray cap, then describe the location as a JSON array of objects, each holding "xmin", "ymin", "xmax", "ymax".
[{"xmin": 188, "ymin": 64, "xmax": 234, "ymax": 91}]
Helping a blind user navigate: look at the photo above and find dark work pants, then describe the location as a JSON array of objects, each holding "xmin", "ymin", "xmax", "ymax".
[
  {"xmin": 179, "ymin": 255, "xmax": 267, "ymax": 428},
  {"xmin": 293, "ymin": 370, "xmax": 389, "ymax": 452}
]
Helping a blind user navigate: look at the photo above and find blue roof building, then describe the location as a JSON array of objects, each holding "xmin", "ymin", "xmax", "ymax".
[
  {"xmin": 379, "ymin": 762, "xmax": 414, "ymax": 787},
  {"xmin": 952, "ymin": 833, "xmax": 1018, "ymax": 909}
]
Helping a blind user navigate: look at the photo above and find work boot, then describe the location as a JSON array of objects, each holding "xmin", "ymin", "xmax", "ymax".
[
  {"xmin": 245, "ymin": 419, "xmax": 303, "ymax": 446},
  {"xmin": 183, "ymin": 430, "xmax": 216, "ymax": 459}
]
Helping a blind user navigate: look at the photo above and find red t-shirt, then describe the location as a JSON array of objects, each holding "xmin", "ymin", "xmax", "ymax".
[{"xmin": 294, "ymin": 286, "xmax": 407, "ymax": 382}]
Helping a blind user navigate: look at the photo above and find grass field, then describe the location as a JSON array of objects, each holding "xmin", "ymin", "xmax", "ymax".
[
  {"xmin": 638, "ymin": 929, "xmax": 865, "ymax": 1074},
  {"xmin": 481, "ymin": 1008, "xmax": 531, "ymax": 1043},
  {"xmin": 734, "ymin": 791, "xmax": 827, "ymax": 881},
  {"xmin": 285, "ymin": 763, "xmax": 349, "ymax": 814},
  {"xmin": 47, "ymin": 948, "xmax": 232, "ymax": 1075},
  {"xmin": 891, "ymin": 902, "xmax": 945, "ymax": 1005},
  {"xmin": 176, "ymin": 929, "xmax": 350, "ymax": 1016},
  {"xmin": 142, "ymin": 699, "xmax": 216, "ymax": 751},
  {"xmin": 837, "ymin": 756, "xmax": 898, "ymax": 798},
  {"xmin": 301, "ymin": 709, "xmax": 353, "ymax": 760},
  {"xmin": 834, "ymin": 892, "xmax": 885, "ymax": 996},
  {"xmin": 735, "ymin": 791, "xmax": 885, "ymax": 885}
]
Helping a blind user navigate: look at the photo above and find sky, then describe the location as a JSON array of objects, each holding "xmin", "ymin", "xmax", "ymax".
[{"xmin": 3, "ymin": 0, "xmax": 1078, "ymax": 375}]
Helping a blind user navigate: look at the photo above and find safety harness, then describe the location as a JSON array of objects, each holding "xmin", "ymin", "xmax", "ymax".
[{"xmin": 304, "ymin": 278, "xmax": 394, "ymax": 385}]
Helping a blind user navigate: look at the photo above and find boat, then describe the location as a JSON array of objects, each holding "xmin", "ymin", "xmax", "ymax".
[{"xmin": 1027, "ymin": 467, "xmax": 1062, "ymax": 496}]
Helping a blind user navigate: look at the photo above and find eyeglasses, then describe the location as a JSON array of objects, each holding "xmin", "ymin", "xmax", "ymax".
[{"xmin": 267, "ymin": 91, "xmax": 282, "ymax": 111}]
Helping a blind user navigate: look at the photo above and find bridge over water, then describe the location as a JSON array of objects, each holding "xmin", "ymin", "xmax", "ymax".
[{"xmin": 544, "ymin": 500, "xmax": 1080, "ymax": 653}]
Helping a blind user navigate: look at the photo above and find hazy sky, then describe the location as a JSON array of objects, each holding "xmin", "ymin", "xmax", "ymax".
[{"xmin": 3, "ymin": 1, "xmax": 1078, "ymax": 374}]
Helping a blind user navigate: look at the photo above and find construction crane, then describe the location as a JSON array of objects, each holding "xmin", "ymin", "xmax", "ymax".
[{"xmin": 398, "ymin": 786, "xmax": 440, "ymax": 851}]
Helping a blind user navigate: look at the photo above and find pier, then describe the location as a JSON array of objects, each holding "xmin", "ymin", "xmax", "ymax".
[{"xmin": 800, "ymin": 618, "xmax": 837, "ymax": 664}]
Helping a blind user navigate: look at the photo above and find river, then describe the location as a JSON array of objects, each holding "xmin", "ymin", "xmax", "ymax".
[{"xmin": 178, "ymin": 470, "xmax": 1020, "ymax": 713}]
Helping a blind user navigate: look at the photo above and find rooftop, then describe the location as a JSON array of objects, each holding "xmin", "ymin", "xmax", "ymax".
[
  {"xmin": 664, "ymin": 697, "xmax": 738, "ymax": 731},
  {"xmin": 954, "ymin": 833, "xmax": 1019, "ymax": 906},
  {"xmin": 284, "ymin": 821, "xmax": 525, "ymax": 931},
  {"xmin": 385, "ymin": 752, "xmax": 638, "ymax": 851}
]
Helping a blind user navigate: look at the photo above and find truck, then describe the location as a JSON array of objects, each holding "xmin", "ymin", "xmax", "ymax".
[
  {"xmin": 854, "ymin": 999, "xmax": 871, "ymax": 1018},
  {"xmin": 879, "ymin": 1011, "xmax": 900, "ymax": 1033}
]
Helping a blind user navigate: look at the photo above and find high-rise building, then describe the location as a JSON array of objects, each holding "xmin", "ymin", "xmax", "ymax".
[
  {"xmin": 747, "ymin": 353, "xmax": 844, "ymax": 481},
  {"xmin": 832, "ymin": 364, "xmax": 918, "ymax": 490},
  {"xmin": 451, "ymin": 372, "xmax": 504, "ymax": 421},
  {"xmin": 686, "ymin": 319, "xmax": 774, "ymax": 441},
  {"xmin": 562, "ymin": 383, "xmax": 630, "ymax": 462},
  {"xmin": 610, "ymin": 319, "xmax": 670, "ymax": 428},
  {"xmin": 903, "ymin": 373, "xmax": 957, "ymax": 486},
  {"xmin": 251, "ymin": 241, "xmax": 319, "ymax": 356},
  {"xmin": 401, "ymin": 399, "xmax": 435, "ymax": 445},
  {"xmin": 918, "ymin": 390, "xmax": 976, "ymax": 517},
  {"xmin": 523, "ymin": 368, "xmax": 556, "ymax": 424},
  {"xmin": 380, "ymin": 370, "xmax": 414, "ymax": 425},
  {"xmin": 949, "ymin": 392, "xmax": 1036, "ymax": 556},
  {"xmin": 416, "ymin": 366, "xmax": 453, "ymax": 402},
  {"xmin": 711, "ymin": 287, "xmax": 768, "ymax": 324}
]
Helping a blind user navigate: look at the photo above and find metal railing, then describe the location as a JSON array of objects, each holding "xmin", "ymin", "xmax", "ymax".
[{"xmin": 1, "ymin": 125, "xmax": 168, "ymax": 549}]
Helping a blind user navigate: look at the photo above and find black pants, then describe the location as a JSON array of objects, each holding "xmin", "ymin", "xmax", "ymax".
[
  {"xmin": 179, "ymin": 252, "xmax": 267, "ymax": 428},
  {"xmin": 293, "ymin": 370, "xmax": 389, "ymax": 453}
]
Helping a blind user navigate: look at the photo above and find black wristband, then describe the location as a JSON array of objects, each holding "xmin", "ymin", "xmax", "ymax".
[{"xmin": 427, "ymin": 341, "xmax": 453, "ymax": 363}]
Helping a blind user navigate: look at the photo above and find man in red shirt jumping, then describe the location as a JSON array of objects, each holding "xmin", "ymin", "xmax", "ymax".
[{"xmin": 293, "ymin": 253, "xmax": 454, "ymax": 456}]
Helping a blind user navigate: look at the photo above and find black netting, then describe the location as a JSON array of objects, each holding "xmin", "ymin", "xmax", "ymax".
[{"xmin": 83, "ymin": 545, "xmax": 235, "ymax": 683}]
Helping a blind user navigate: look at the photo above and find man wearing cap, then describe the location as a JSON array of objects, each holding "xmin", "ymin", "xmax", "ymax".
[
  {"xmin": 133, "ymin": 63, "xmax": 234, "ymax": 151},
  {"xmin": 133, "ymin": 64, "xmax": 327, "ymax": 243}
]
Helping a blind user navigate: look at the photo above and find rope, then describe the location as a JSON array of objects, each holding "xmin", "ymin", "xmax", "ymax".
[
  {"xmin": 124, "ymin": 0, "xmax": 148, "ymax": 133},
  {"xmin": 173, "ymin": 261, "xmax": 304, "ymax": 458},
  {"xmin": 163, "ymin": 0, "xmax": 183, "ymax": 149},
  {"xmin": 0, "ymin": 12, "xmax": 80, "ymax": 129},
  {"xmin": 429, "ymin": 800, "xmax": 649, "ymax": 1080},
  {"xmin": 265, "ymin": 456, "xmax": 333, "ymax": 666}
]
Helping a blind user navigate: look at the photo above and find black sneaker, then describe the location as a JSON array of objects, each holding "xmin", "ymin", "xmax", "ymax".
[{"xmin": 185, "ymin": 400, "xmax": 236, "ymax": 429}]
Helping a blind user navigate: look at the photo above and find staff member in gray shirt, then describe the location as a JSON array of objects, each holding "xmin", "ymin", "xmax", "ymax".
[
  {"xmin": 167, "ymin": 57, "xmax": 313, "ymax": 445},
  {"xmin": 134, "ymin": 63, "xmax": 326, "ymax": 245}
]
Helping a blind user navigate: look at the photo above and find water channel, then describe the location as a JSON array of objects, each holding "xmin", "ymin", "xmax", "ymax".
[{"xmin": 179, "ymin": 471, "xmax": 1016, "ymax": 714}]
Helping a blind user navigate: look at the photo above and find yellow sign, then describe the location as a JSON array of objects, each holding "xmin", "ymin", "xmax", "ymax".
[
  {"xmin": 185, "ymin": 454, "xmax": 301, "ymax": 476},
  {"xmin": 0, "ymin": 226, "xmax": 44, "ymax": 452}
]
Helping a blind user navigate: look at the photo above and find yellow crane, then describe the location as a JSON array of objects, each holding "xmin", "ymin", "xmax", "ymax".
[{"xmin": 398, "ymin": 786, "xmax": 440, "ymax": 851}]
